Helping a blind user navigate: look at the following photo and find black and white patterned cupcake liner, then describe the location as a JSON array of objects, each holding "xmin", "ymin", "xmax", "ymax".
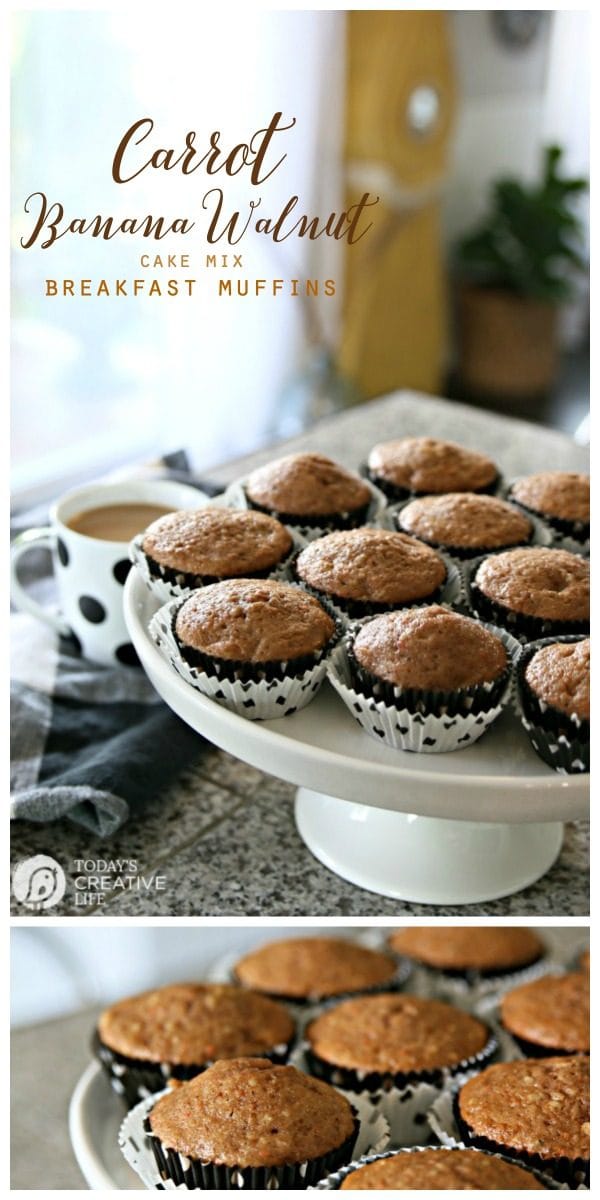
[
  {"xmin": 149, "ymin": 592, "xmax": 343, "ymax": 721},
  {"xmin": 429, "ymin": 1075, "xmax": 588, "ymax": 1189},
  {"xmin": 514, "ymin": 635, "xmax": 590, "ymax": 774},
  {"xmin": 298, "ymin": 1029, "xmax": 497, "ymax": 1149},
  {"xmin": 130, "ymin": 525, "xmax": 304, "ymax": 603},
  {"xmin": 119, "ymin": 1089, "xmax": 389, "ymax": 1191},
  {"xmin": 326, "ymin": 613, "xmax": 520, "ymax": 754},
  {"xmin": 219, "ymin": 477, "xmax": 389, "ymax": 541},
  {"xmin": 290, "ymin": 548, "xmax": 463, "ymax": 622},
  {"xmin": 392, "ymin": 498, "xmax": 550, "ymax": 561},
  {"xmin": 465, "ymin": 555, "xmax": 589, "ymax": 643},
  {"xmin": 505, "ymin": 478, "xmax": 590, "ymax": 552},
  {"xmin": 92, "ymin": 1028, "xmax": 296, "ymax": 1110},
  {"xmin": 311, "ymin": 1144, "xmax": 563, "ymax": 1190}
]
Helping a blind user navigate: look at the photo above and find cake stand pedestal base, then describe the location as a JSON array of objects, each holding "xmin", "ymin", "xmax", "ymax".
[{"xmin": 295, "ymin": 788, "xmax": 563, "ymax": 904}]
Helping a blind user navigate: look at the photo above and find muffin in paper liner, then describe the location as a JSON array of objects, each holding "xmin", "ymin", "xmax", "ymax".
[
  {"xmin": 465, "ymin": 554, "xmax": 590, "ymax": 643},
  {"xmin": 129, "ymin": 521, "xmax": 305, "ymax": 604},
  {"xmin": 474, "ymin": 972, "xmax": 590, "ymax": 1063},
  {"xmin": 406, "ymin": 955, "xmax": 560, "ymax": 1010},
  {"xmin": 361, "ymin": 462, "xmax": 503, "ymax": 505},
  {"xmin": 290, "ymin": 547, "xmax": 464, "ymax": 622},
  {"xmin": 326, "ymin": 614, "xmax": 520, "ymax": 754},
  {"xmin": 294, "ymin": 1030, "xmax": 498, "ymax": 1149},
  {"xmin": 219, "ymin": 476, "xmax": 389, "ymax": 540},
  {"xmin": 310, "ymin": 1144, "xmax": 563, "ymax": 1190},
  {"xmin": 428, "ymin": 1071, "xmax": 589, "ymax": 1189},
  {"xmin": 505, "ymin": 477, "xmax": 590, "ymax": 554},
  {"xmin": 514, "ymin": 635, "xmax": 589, "ymax": 775},
  {"xmin": 118, "ymin": 1087, "xmax": 389, "ymax": 1191},
  {"xmin": 148, "ymin": 593, "xmax": 343, "ymax": 721},
  {"xmin": 92, "ymin": 1026, "xmax": 297, "ymax": 1110},
  {"xmin": 392, "ymin": 497, "xmax": 551, "ymax": 562}
]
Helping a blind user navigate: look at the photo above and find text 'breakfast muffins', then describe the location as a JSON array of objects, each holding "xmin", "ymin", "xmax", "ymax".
[
  {"xmin": 95, "ymin": 983, "xmax": 295, "ymax": 1105},
  {"xmin": 397, "ymin": 492, "xmax": 533, "ymax": 558},
  {"xmin": 500, "ymin": 972, "xmax": 589, "ymax": 1057},
  {"xmin": 388, "ymin": 926, "xmax": 544, "ymax": 978},
  {"xmin": 140, "ymin": 507, "xmax": 293, "ymax": 590},
  {"xmin": 517, "ymin": 637, "xmax": 590, "ymax": 773},
  {"xmin": 295, "ymin": 528, "xmax": 447, "ymax": 617},
  {"xmin": 234, "ymin": 937, "xmax": 399, "ymax": 1003},
  {"xmin": 175, "ymin": 578, "xmax": 335, "ymax": 676},
  {"xmin": 456, "ymin": 1056, "xmax": 589, "ymax": 1185},
  {"xmin": 244, "ymin": 452, "xmax": 372, "ymax": 529},
  {"xmin": 336, "ymin": 1148, "xmax": 546, "ymax": 1190},
  {"xmin": 367, "ymin": 437, "xmax": 498, "ymax": 500},
  {"xmin": 306, "ymin": 993, "xmax": 492, "ymax": 1088},
  {"xmin": 470, "ymin": 546, "xmax": 589, "ymax": 639},
  {"xmin": 146, "ymin": 1057, "xmax": 358, "ymax": 1189},
  {"xmin": 509, "ymin": 471, "xmax": 590, "ymax": 542}
]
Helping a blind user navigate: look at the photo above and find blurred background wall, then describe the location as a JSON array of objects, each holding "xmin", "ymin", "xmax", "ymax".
[
  {"xmin": 11, "ymin": 10, "xmax": 589, "ymax": 504},
  {"xmin": 10, "ymin": 924, "xmax": 587, "ymax": 1028}
]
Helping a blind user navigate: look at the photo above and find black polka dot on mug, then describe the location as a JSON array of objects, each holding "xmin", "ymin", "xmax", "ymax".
[
  {"xmin": 57, "ymin": 538, "xmax": 70, "ymax": 567},
  {"xmin": 115, "ymin": 642, "xmax": 140, "ymax": 667},
  {"xmin": 113, "ymin": 559, "xmax": 132, "ymax": 585},
  {"xmin": 78, "ymin": 595, "xmax": 106, "ymax": 624}
]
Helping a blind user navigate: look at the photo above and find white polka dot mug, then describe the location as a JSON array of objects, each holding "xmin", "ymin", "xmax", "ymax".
[{"xmin": 10, "ymin": 478, "xmax": 207, "ymax": 668}]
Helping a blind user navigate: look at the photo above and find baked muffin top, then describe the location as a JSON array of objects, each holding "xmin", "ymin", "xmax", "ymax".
[
  {"xmin": 245, "ymin": 453, "xmax": 371, "ymax": 517},
  {"xmin": 458, "ymin": 1057, "xmax": 590, "ymax": 1162},
  {"xmin": 368, "ymin": 438, "xmax": 498, "ymax": 494},
  {"xmin": 524, "ymin": 639, "xmax": 590, "ymax": 721},
  {"xmin": 234, "ymin": 937, "xmax": 397, "ymax": 1000},
  {"xmin": 398, "ymin": 493, "xmax": 532, "ymax": 551},
  {"xmin": 511, "ymin": 472, "xmax": 590, "ymax": 523},
  {"xmin": 306, "ymin": 993, "xmax": 489, "ymax": 1074},
  {"xmin": 142, "ymin": 508, "xmax": 292, "ymax": 576},
  {"xmin": 501, "ymin": 972, "xmax": 589, "ymax": 1053},
  {"xmin": 296, "ymin": 529, "xmax": 446, "ymax": 604},
  {"xmin": 352, "ymin": 606, "xmax": 507, "ymax": 691},
  {"xmin": 175, "ymin": 579, "xmax": 335, "ymax": 663},
  {"xmin": 474, "ymin": 548, "xmax": 589, "ymax": 622},
  {"xmin": 338, "ymin": 1149, "xmax": 545, "ymax": 1190},
  {"xmin": 389, "ymin": 926, "xmax": 544, "ymax": 972},
  {"xmin": 97, "ymin": 983, "xmax": 294, "ymax": 1064},
  {"xmin": 148, "ymin": 1057, "xmax": 355, "ymax": 1166}
]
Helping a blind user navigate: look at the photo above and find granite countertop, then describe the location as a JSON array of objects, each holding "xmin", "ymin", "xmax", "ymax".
[
  {"xmin": 10, "ymin": 926, "xmax": 588, "ymax": 1189},
  {"xmin": 10, "ymin": 391, "xmax": 589, "ymax": 917}
]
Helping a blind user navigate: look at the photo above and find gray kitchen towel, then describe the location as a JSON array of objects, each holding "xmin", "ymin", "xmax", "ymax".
[{"xmin": 11, "ymin": 458, "xmax": 219, "ymax": 836}]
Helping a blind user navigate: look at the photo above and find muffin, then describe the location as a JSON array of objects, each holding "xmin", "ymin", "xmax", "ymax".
[
  {"xmin": 305, "ymin": 993, "xmax": 494, "ymax": 1091},
  {"xmin": 95, "ymin": 983, "xmax": 295, "ymax": 1106},
  {"xmin": 455, "ymin": 1056, "xmax": 590, "ymax": 1186},
  {"xmin": 509, "ymin": 471, "xmax": 589, "ymax": 544},
  {"xmin": 145, "ymin": 1056, "xmax": 358, "ymax": 1189},
  {"xmin": 153, "ymin": 578, "xmax": 340, "ymax": 719},
  {"xmin": 334, "ymin": 1147, "xmax": 547, "ymax": 1189},
  {"xmin": 397, "ymin": 493, "xmax": 533, "ymax": 559},
  {"xmin": 388, "ymin": 927, "xmax": 545, "ymax": 980},
  {"xmin": 500, "ymin": 972, "xmax": 589, "ymax": 1057},
  {"xmin": 329, "ymin": 605, "xmax": 514, "ymax": 754},
  {"xmin": 136, "ymin": 507, "xmax": 293, "ymax": 596},
  {"xmin": 244, "ymin": 453, "xmax": 373, "ymax": 531},
  {"xmin": 469, "ymin": 547, "xmax": 589, "ymax": 640},
  {"xmin": 517, "ymin": 636, "xmax": 590, "ymax": 773},
  {"xmin": 295, "ymin": 528, "xmax": 448, "ymax": 618},
  {"xmin": 233, "ymin": 937, "xmax": 401, "ymax": 1004},
  {"xmin": 367, "ymin": 437, "xmax": 498, "ymax": 501}
]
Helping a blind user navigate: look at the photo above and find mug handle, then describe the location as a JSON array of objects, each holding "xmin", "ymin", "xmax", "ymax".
[{"xmin": 10, "ymin": 528, "xmax": 71, "ymax": 636}]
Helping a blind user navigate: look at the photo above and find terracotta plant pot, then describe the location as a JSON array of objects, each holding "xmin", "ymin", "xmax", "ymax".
[{"xmin": 457, "ymin": 284, "xmax": 559, "ymax": 398}]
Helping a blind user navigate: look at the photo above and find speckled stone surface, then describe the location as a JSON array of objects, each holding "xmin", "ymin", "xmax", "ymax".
[{"xmin": 10, "ymin": 393, "xmax": 589, "ymax": 917}]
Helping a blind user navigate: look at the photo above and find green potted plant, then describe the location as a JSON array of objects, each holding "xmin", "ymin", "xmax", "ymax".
[{"xmin": 455, "ymin": 145, "xmax": 587, "ymax": 399}]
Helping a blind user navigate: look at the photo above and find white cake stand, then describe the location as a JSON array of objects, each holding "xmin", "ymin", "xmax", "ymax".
[{"xmin": 124, "ymin": 574, "xmax": 588, "ymax": 905}]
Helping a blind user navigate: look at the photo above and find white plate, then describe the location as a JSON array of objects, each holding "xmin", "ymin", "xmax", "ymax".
[
  {"xmin": 69, "ymin": 1061, "xmax": 143, "ymax": 1190},
  {"xmin": 123, "ymin": 570, "xmax": 587, "ymax": 824}
]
